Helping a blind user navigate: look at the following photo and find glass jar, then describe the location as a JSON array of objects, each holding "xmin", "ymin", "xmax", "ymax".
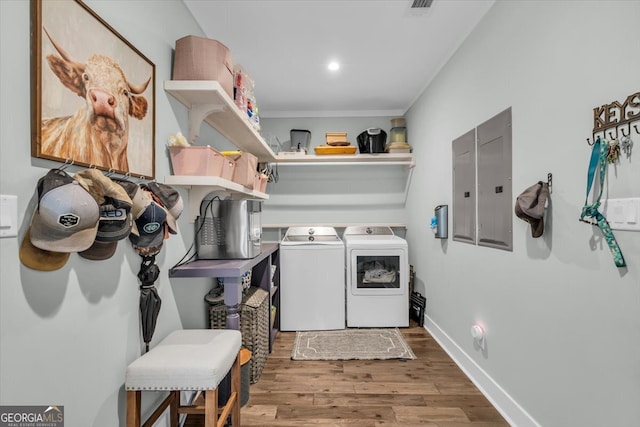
[{"xmin": 390, "ymin": 126, "xmax": 407, "ymax": 143}]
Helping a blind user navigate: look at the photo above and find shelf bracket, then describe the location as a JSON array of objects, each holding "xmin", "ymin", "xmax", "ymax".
[
  {"xmin": 406, "ymin": 157, "xmax": 417, "ymax": 170},
  {"xmin": 189, "ymin": 103, "xmax": 227, "ymax": 142}
]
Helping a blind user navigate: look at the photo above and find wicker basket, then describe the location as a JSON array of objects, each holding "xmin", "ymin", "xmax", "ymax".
[
  {"xmin": 217, "ymin": 270, "xmax": 252, "ymax": 293},
  {"xmin": 209, "ymin": 286, "xmax": 269, "ymax": 383}
]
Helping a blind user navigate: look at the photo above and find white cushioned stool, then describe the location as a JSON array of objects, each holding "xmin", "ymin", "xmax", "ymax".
[{"xmin": 125, "ymin": 329, "xmax": 242, "ymax": 427}]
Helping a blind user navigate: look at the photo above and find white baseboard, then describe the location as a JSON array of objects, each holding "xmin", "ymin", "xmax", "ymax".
[{"xmin": 424, "ymin": 314, "xmax": 540, "ymax": 427}]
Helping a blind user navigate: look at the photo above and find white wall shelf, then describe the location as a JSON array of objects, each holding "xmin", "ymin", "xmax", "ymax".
[
  {"xmin": 275, "ymin": 153, "xmax": 415, "ymax": 168},
  {"xmin": 164, "ymin": 175, "xmax": 268, "ymax": 223},
  {"xmin": 164, "ymin": 80, "xmax": 276, "ymax": 162},
  {"xmin": 163, "ymin": 81, "xmax": 416, "ymax": 168},
  {"xmin": 164, "ymin": 80, "xmax": 273, "ymax": 223},
  {"xmin": 263, "ymin": 223, "xmax": 407, "ymax": 229},
  {"xmin": 163, "ymin": 81, "xmax": 415, "ymax": 222}
]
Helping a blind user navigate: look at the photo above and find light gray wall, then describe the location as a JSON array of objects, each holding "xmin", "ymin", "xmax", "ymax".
[
  {"xmin": 0, "ymin": 1, "xmax": 217, "ymax": 425},
  {"xmin": 404, "ymin": 1, "xmax": 639, "ymax": 426}
]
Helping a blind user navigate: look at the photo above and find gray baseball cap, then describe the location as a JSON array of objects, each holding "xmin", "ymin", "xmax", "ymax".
[
  {"xmin": 514, "ymin": 181, "xmax": 549, "ymax": 238},
  {"xmin": 29, "ymin": 169, "xmax": 100, "ymax": 252}
]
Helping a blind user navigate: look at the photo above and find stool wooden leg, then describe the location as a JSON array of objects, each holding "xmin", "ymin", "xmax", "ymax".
[
  {"xmin": 204, "ymin": 389, "xmax": 219, "ymax": 427},
  {"xmin": 126, "ymin": 391, "xmax": 141, "ymax": 427},
  {"xmin": 170, "ymin": 391, "xmax": 179, "ymax": 427}
]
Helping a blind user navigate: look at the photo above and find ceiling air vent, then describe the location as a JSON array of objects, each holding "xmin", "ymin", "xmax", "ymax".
[{"xmin": 411, "ymin": 0, "xmax": 433, "ymax": 8}]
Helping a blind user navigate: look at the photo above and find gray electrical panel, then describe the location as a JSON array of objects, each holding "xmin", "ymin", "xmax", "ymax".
[
  {"xmin": 476, "ymin": 107, "xmax": 513, "ymax": 251},
  {"xmin": 452, "ymin": 129, "xmax": 476, "ymax": 244}
]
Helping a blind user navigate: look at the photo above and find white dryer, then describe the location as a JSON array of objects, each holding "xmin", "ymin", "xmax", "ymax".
[
  {"xmin": 343, "ymin": 226, "xmax": 409, "ymax": 327},
  {"xmin": 280, "ymin": 227, "xmax": 345, "ymax": 331}
]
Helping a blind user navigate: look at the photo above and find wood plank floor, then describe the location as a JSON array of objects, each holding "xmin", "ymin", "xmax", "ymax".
[{"xmin": 187, "ymin": 321, "xmax": 509, "ymax": 426}]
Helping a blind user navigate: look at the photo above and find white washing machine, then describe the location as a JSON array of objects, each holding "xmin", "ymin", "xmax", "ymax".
[
  {"xmin": 343, "ymin": 226, "xmax": 409, "ymax": 327},
  {"xmin": 280, "ymin": 227, "xmax": 345, "ymax": 331}
]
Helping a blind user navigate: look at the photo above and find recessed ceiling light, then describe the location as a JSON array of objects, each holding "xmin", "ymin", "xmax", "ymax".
[{"xmin": 328, "ymin": 61, "xmax": 340, "ymax": 71}]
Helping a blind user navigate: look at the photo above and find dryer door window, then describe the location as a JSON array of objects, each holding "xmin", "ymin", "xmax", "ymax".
[{"xmin": 350, "ymin": 249, "xmax": 406, "ymax": 295}]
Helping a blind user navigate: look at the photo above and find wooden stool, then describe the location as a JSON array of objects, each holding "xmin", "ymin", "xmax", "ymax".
[{"xmin": 125, "ymin": 329, "xmax": 242, "ymax": 427}]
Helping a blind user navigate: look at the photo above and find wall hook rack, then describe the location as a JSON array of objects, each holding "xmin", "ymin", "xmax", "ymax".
[
  {"xmin": 587, "ymin": 91, "xmax": 640, "ymax": 146},
  {"xmin": 57, "ymin": 158, "xmax": 75, "ymax": 171}
]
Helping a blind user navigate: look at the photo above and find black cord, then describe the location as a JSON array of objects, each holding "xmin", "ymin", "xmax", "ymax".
[{"xmin": 170, "ymin": 195, "xmax": 221, "ymax": 270}]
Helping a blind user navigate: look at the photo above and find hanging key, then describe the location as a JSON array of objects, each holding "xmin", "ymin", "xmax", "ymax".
[
  {"xmin": 607, "ymin": 139, "xmax": 621, "ymax": 164},
  {"xmin": 620, "ymin": 135, "xmax": 633, "ymax": 158}
]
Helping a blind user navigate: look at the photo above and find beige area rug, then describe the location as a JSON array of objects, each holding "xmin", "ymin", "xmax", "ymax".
[{"xmin": 291, "ymin": 328, "xmax": 416, "ymax": 361}]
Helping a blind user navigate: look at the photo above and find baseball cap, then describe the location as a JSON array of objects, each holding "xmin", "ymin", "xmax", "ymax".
[
  {"xmin": 129, "ymin": 199, "xmax": 168, "ymax": 257},
  {"xmin": 75, "ymin": 170, "xmax": 133, "ymax": 260},
  {"xmin": 113, "ymin": 179, "xmax": 151, "ymax": 236},
  {"xmin": 144, "ymin": 182, "xmax": 183, "ymax": 234},
  {"xmin": 19, "ymin": 226, "xmax": 70, "ymax": 271},
  {"xmin": 514, "ymin": 181, "xmax": 549, "ymax": 238},
  {"xmin": 145, "ymin": 182, "xmax": 183, "ymax": 220},
  {"xmin": 114, "ymin": 179, "xmax": 140, "ymax": 206},
  {"xmin": 74, "ymin": 169, "xmax": 132, "ymax": 207},
  {"xmin": 124, "ymin": 182, "xmax": 153, "ymax": 221},
  {"xmin": 29, "ymin": 169, "xmax": 100, "ymax": 252},
  {"xmin": 79, "ymin": 202, "xmax": 134, "ymax": 260},
  {"xmin": 114, "ymin": 180, "xmax": 175, "ymax": 256}
]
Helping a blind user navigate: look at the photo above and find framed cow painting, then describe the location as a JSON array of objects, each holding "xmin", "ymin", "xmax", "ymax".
[{"xmin": 31, "ymin": 0, "xmax": 156, "ymax": 179}]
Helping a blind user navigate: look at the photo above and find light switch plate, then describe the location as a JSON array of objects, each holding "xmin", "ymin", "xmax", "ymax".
[
  {"xmin": 0, "ymin": 195, "xmax": 18, "ymax": 238},
  {"xmin": 603, "ymin": 198, "xmax": 640, "ymax": 232}
]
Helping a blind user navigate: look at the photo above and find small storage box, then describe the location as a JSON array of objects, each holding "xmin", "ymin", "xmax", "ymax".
[
  {"xmin": 252, "ymin": 172, "xmax": 268, "ymax": 193},
  {"xmin": 252, "ymin": 173, "xmax": 261, "ymax": 193},
  {"xmin": 326, "ymin": 132, "xmax": 348, "ymax": 144},
  {"xmin": 224, "ymin": 152, "xmax": 258, "ymax": 188},
  {"xmin": 219, "ymin": 156, "xmax": 237, "ymax": 181},
  {"xmin": 257, "ymin": 173, "xmax": 268, "ymax": 193},
  {"xmin": 169, "ymin": 145, "xmax": 234, "ymax": 177},
  {"xmin": 173, "ymin": 35, "xmax": 234, "ymax": 99},
  {"xmin": 210, "ymin": 287, "xmax": 269, "ymax": 384}
]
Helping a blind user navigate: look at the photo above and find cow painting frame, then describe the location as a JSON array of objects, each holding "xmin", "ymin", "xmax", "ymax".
[{"xmin": 31, "ymin": 0, "xmax": 156, "ymax": 179}]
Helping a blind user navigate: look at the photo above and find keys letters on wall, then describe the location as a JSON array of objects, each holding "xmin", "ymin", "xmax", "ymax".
[{"xmin": 590, "ymin": 91, "xmax": 640, "ymax": 144}]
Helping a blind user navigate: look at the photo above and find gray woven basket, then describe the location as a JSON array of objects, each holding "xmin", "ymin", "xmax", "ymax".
[{"xmin": 209, "ymin": 286, "xmax": 269, "ymax": 384}]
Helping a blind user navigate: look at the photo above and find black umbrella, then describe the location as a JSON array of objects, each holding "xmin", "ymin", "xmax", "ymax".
[{"xmin": 137, "ymin": 255, "xmax": 161, "ymax": 352}]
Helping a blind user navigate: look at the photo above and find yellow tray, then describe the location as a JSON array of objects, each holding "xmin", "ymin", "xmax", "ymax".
[{"xmin": 314, "ymin": 145, "xmax": 357, "ymax": 155}]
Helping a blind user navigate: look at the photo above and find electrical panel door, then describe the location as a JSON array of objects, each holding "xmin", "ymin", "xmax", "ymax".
[
  {"xmin": 476, "ymin": 107, "xmax": 513, "ymax": 251},
  {"xmin": 452, "ymin": 129, "xmax": 476, "ymax": 244}
]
